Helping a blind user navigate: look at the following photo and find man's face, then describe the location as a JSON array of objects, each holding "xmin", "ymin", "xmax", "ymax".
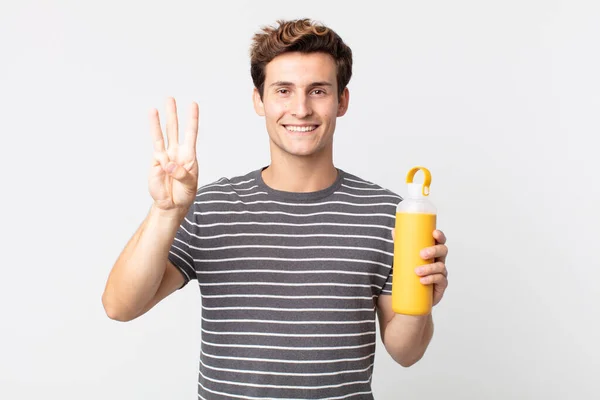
[{"xmin": 253, "ymin": 52, "xmax": 349, "ymax": 159}]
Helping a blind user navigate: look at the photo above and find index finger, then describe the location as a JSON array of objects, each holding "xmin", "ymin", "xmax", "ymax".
[
  {"xmin": 149, "ymin": 108, "xmax": 165, "ymax": 152},
  {"xmin": 183, "ymin": 102, "xmax": 199, "ymax": 151},
  {"xmin": 434, "ymin": 229, "xmax": 446, "ymax": 245}
]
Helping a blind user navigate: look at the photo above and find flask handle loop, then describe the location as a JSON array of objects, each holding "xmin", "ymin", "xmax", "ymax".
[{"xmin": 406, "ymin": 166, "xmax": 432, "ymax": 196}]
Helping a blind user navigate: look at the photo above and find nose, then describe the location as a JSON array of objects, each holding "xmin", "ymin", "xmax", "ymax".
[{"xmin": 290, "ymin": 93, "xmax": 312, "ymax": 118}]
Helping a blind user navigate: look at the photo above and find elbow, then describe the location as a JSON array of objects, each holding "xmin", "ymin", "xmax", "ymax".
[
  {"xmin": 396, "ymin": 353, "xmax": 424, "ymax": 368},
  {"xmin": 102, "ymin": 292, "xmax": 135, "ymax": 322},
  {"xmin": 389, "ymin": 347, "xmax": 426, "ymax": 368},
  {"xmin": 104, "ymin": 307, "xmax": 132, "ymax": 322},
  {"xmin": 384, "ymin": 340, "xmax": 427, "ymax": 368}
]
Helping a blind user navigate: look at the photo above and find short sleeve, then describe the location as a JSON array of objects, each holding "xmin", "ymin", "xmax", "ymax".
[
  {"xmin": 379, "ymin": 195, "xmax": 401, "ymax": 296},
  {"xmin": 167, "ymin": 203, "xmax": 197, "ymax": 289},
  {"xmin": 380, "ymin": 268, "xmax": 393, "ymax": 296}
]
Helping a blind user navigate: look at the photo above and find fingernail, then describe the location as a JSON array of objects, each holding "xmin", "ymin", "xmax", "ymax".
[{"xmin": 166, "ymin": 163, "xmax": 176, "ymax": 173}]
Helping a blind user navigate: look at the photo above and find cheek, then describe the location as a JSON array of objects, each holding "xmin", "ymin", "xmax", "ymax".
[
  {"xmin": 320, "ymin": 103, "xmax": 338, "ymax": 121},
  {"xmin": 265, "ymin": 102, "xmax": 287, "ymax": 121}
]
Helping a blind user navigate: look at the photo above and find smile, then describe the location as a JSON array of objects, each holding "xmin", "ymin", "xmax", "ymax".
[{"xmin": 284, "ymin": 125, "xmax": 319, "ymax": 132}]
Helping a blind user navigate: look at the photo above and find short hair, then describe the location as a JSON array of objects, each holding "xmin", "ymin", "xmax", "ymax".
[{"xmin": 250, "ymin": 18, "xmax": 353, "ymax": 100}]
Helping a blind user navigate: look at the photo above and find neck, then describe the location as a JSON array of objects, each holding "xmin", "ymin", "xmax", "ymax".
[{"xmin": 262, "ymin": 147, "xmax": 338, "ymax": 193}]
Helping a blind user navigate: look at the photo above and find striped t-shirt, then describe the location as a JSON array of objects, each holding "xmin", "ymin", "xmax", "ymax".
[{"xmin": 168, "ymin": 166, "xmax": 402, "ymax": 399}]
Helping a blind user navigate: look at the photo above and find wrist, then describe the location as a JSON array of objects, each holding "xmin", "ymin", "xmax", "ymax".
[
  {"xmin": 392, "ymin": 312, "xmax": 432, "ymax": 331},
  {"xmin": 149, "ymin": 203, "xmax": 188, "ymax": 223}
]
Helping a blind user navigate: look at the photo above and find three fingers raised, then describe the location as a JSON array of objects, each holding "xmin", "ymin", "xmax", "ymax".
[{"xmin": 149, "ymin": 98, "xmax": 199, "ymax": 156}]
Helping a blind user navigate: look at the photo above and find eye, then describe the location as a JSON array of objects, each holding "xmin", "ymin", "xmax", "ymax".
[
  {"xmin": 311, "ymin": 89, "xmax": 326, "ymax": 95},
  {"xmin": 276, "ymin": 88, "xmax": 290, "ymax": 94}
]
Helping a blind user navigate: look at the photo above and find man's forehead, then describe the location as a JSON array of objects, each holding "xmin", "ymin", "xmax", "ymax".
[{"xmin": 264, "ymin": 52, "xmax": 336, "ymax": 85}]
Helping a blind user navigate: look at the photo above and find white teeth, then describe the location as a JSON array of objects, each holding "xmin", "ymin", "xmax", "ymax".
[{"xmin": 285, "ymin": 125, "xmax": 317, "ymax": 132}]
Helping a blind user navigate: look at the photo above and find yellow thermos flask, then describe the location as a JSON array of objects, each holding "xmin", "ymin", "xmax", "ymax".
[{"xmin": 392, "ymin": 166, "xmax": 437, "ymax": 316}]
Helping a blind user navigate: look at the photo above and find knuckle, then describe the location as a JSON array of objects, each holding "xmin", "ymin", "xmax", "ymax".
[
  {"xmin": 153, "ymin": 152, "xmax": 167, "ymax": 165},
  {"xmin": 173, "ymin": 165, "xmax": 186, "ymax": 177}
]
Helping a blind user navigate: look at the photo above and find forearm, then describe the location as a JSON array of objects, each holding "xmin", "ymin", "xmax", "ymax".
[
  {"xmin": 383, "ymin": 313, "xmax": 434, "ymax": 367},
  {"xmin": 102, "ymin": 205, "xmax": 185, "ymax": 321}
]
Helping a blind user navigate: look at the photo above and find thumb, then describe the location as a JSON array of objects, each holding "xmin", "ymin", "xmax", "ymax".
[{"xmin": 165, "ymin": 162, "xmax": 196, "ymax": 187}]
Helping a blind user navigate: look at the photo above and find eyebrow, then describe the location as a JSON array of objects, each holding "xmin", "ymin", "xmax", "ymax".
[{"xmin": 269, "ymin": 81, "xmax": 333, "ymax": 88}]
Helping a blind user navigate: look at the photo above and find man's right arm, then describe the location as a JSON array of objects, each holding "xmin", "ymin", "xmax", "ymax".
[
  {"xmin": 101, "ymin": 205, "xmax": 186, "ymax": 322},
  {"xmin": 102, "ymin": 97, "xmax": 199, "ymax": 322}
]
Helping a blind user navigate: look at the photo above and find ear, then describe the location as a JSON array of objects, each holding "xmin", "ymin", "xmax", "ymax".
[
  {"xmin": 253, "ymin": 88, "xmax": 265, "ymax": 117},
  {"xmin": 337, "ymin": 87, "xmax": 350, "ymax": 117}
]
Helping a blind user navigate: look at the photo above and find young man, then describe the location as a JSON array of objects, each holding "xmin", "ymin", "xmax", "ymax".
[{"xmin": 103, "ymin": 18, "xmax": 449, "ymax": 399}]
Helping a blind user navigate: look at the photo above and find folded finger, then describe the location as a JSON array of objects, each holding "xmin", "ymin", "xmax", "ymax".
[
  {"xmin": 420, "ymin": 273, "xmax": 448, "ymax": 286},
  {"xmin": 415, "ymin": 262, "xmax": 446, "ymax": 276},
  {"xmin": 154, "ymin": 150, "xmax": 170, "ymax": 170},
  {"xmin": 434, "ymin": 229, "xmax": 447, "ymax": 244},
  {"xmin": 420, "ymin": 244, "xmax": 448, "ymax": 260}
]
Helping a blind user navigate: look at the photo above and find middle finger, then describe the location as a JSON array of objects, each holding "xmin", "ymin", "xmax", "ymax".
[
  {"xmin": 420, "ymin": 244, "xmax": 448, "ymax": 260},
  {"xmin": 166, "ymin": 97, "xmax": 179, "ymax": 150},
  {"xmin": 415, "ymin": 262, "xmax": 447, "ymax": 277}
]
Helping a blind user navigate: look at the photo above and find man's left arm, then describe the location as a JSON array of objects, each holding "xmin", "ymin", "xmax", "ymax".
[{"xmin": 376, "ymin": 229, "xmax": 449, "ymax": 367}]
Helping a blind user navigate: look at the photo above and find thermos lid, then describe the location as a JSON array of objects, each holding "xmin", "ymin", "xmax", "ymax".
[
  {"xmin": 405, "ymin": 166, "xmax": 432, "ymax": 197},
  {"xmin": 407, "ymin": 183, "xmax": 427, "ymax": 198}
]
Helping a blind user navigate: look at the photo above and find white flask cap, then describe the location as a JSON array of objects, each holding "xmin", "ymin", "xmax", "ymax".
[{"xmin": 407, "ymin": 182, "xmax": 429, "ymax": 198}]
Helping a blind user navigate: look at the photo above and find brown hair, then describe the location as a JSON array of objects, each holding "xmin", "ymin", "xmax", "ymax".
[{"xmin": 250, "ymin": 18, "xmax": 353, "ymax": 100}]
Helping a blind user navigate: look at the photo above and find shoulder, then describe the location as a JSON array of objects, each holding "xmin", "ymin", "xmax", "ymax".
[
  {"xmin": 195, "ymin": 169, "xmax": 259, "ymax": 197},
  {"xmin": 339, "ymin": 169, "xmax": 403, "ymax": 203}
]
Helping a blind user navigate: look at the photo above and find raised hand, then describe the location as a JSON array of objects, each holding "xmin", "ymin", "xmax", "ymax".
[{"xmin": 148, "ymin": 97, "xmax": 199, "ymax": 214}]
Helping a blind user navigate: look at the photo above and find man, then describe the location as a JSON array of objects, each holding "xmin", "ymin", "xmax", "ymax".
[{"xmin": 102, "ymin": 18, "xmax": 449, "ymax": 399}]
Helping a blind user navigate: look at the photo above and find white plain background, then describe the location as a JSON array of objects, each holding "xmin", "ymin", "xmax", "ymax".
[{"xmin": 1, "ymin": 1, "xmax": 598, "ymax": 399}]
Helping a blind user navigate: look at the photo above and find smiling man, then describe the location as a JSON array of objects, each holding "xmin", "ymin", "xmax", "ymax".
[{"xmin": 102, "ymin": 18, "xmax": 449, "ymax": 399}]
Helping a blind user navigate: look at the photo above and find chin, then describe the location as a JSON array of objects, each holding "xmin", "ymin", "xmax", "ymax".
[
  {"xmin": 284, "ymin": 144, "xmax": 325, "ymax": 158},
  {"xmin": 284, "ymin": 149, "xmax": 316, "ymax": 157}
]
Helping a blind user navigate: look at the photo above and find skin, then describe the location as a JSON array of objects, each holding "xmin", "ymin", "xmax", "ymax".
[{"xmin": 103, "ymin": 51, "xmax": 449, "ymax": 368}]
